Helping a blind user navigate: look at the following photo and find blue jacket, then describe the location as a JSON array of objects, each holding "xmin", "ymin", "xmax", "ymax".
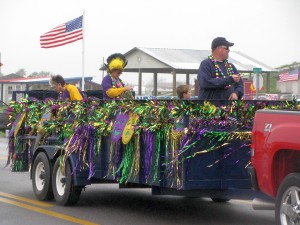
[{"xmin": 197, "ymin": 58, "xmax": 244, "ymax": 100}]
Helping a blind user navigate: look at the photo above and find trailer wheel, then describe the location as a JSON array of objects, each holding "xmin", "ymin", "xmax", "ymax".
[
  {"xmin": 276, "ymin": 173, "xmax": 300, "ymax": 225},
  {"xmin": 52, "ymin": 157, "xmax": 82, "ymax": 206},
  {"xmin": 32, "ymin": 152, "xmax": 53, "ymax": 200},
  {"xmin": 211, "ymin": 198, "xmax": 230, "ymax": 203}
]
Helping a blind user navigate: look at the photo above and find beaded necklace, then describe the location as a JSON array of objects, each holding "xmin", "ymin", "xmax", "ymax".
[
  {"xmin": 109, "ymin": 73, "xmax": 125, "ymax": 99},
  {"xmin": 208, "ymin": 55, "xmax": 234, "ymax": 78},
  {"xmin": 109, "ymin": 73, "xmax": 125, "ymax": 88}
]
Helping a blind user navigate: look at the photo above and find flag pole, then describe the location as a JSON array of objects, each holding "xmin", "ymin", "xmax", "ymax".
[{"xmin": 81, "ymin": 10, "xmax": 85, "ymax": 91}]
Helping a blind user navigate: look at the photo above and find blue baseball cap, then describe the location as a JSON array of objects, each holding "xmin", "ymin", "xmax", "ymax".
[{"xmin": 211, "ymin": 37, "xmax": 234, "ymax": 50}]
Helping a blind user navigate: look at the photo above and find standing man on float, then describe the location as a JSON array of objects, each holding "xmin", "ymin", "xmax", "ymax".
[{"xmin": 197, "ymin": 37, "xmax": 244, "ymax": 101}]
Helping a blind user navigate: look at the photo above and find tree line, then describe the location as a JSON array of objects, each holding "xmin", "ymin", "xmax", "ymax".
[{"xmin": 0, "ymin": 68, "xmax": 53, "ymax": 78}]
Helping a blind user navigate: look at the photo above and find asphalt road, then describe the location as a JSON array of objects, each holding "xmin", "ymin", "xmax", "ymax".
[{"xmin": 0, "ymin": 137, "xmax": 275, "ymax": 225}]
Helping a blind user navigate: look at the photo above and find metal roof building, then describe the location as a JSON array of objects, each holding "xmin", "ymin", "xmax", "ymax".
[
  {"xmin": 0, "ymin": 76, "xmax": 94, "ymax": 86},
  {"xmin": 0, "ymin": 76, "xmax": 100, "ymax": 103},
  {"xmin": 108, "ymin": 47, "xmax": 276, "ymax": 96}
]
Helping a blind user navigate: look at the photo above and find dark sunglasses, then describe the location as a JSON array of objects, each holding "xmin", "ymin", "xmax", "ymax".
[{"xmin": 220, "ymin": 46, "xmax": 229, "ymax": 50}]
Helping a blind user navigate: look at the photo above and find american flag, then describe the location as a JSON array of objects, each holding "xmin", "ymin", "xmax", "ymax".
[
  {"xmin": 279, "ymin": 68, "xmax": 299, "ymax": 83},
  {"xmin": 40, "ymin": 16, "xmax": 83, "ymax": 48}
]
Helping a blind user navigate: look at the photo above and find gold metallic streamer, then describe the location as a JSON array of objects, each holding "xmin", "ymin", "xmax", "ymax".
[
  {"xmin": 169, "ymin": 129, "xmax": 185, "ymax": 189},
  {"xmin": 133, "ymin": 133, "xmax": 140, "ymax": 177},
  {"xmin": 107, "ymin": 138, "xmax": 116, "ymax": 178}
]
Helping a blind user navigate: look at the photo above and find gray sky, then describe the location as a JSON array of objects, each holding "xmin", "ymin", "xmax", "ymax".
[{"xmin": 1, "ymin": 0, "xmax": 300, "ymax": 83}]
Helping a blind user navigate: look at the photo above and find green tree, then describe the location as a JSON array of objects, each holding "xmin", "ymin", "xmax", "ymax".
[
  {"xmin": 15, "ymin": 68, "xmax": 26, "ymax": 77},
  {"xmin": 28, "ymin": 71, "xmax": 53, "ymax": 78}
]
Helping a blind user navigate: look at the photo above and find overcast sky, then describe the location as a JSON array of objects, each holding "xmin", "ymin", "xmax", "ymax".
[{"xmin": 1, "ymin": 0, "xmax": 299, "ymax": 83}]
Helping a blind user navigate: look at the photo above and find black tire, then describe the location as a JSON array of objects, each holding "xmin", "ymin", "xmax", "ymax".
[
  {"xmin": 275, "ymin": 173, "xmax": 300, "ymax": 225},
  {"xmin": 52, "ymin": 157, "xmax": 82, "ymax": 206},
  {"xmin": 211, "ymin": 198, "xmax": 230, "ymax": 203},
  {"xmin": 32, "ymin": 152, "xmax": 54, "ymax": 201}
]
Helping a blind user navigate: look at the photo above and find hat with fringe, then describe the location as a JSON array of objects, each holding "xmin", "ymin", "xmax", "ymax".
[{"xmin": 105, "ymin": 53, "xmax": 128, "ymax": 72}]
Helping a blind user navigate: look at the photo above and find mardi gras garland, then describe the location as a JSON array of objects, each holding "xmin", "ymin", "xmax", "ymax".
[{"xmin": 7, "ymin": 98, "xmax": 299, "ymax": 188}]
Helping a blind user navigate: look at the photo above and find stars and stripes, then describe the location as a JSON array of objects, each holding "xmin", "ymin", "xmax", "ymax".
[
  {"xmin": 279, "ymin": 68, "xmax": 299, "ymax": 82},
  {"xmin": 40, "ymin": 15, "xmax": 83, "ymax": 48}
]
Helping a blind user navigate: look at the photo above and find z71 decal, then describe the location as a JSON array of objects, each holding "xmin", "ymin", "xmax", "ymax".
[{"xmin": 264, "ymin": 123, "xmax": 272, "ymax": 132}]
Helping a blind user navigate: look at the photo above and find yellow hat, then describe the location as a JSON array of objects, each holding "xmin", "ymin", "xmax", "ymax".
[{"xmin": 105, "ymin": 53, "xmax": 128, "ymax": 72}]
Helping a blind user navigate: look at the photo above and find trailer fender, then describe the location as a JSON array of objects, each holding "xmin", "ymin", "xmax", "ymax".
[{"xmin": 31, "ymin": 145, "xmax": 75, "ymax": 179}]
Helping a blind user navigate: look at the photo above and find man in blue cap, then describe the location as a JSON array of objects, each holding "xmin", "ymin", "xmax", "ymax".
[{"xmin": 197, "ymin": 37, "xmax": 244, "ymax": 101}]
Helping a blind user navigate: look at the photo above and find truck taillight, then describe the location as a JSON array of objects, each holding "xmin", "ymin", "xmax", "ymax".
[
  {"xmin": 251, "ymin": 144, "xmax": 255, "ymax": 157},
  {"xmin": 251, "ymin": 130, "xmax": 255, "ymax": 157}
]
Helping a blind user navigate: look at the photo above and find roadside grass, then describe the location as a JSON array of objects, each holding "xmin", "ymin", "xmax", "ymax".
[
  {"xmin": 0, "ymin": 131, "xmax": 6, "ymax": 138},
  {"xmin": 0, "ymin": 105, "xmax": 9, "ymax": 137},
  {"xmin": 0, "ymin": 105, "xmax": 8, "ymax": 113}
]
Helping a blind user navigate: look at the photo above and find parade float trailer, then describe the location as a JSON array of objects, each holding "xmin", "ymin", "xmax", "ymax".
[{"xmin": 7, "ymin": 90, "xmax": 293, "ymax": 206}]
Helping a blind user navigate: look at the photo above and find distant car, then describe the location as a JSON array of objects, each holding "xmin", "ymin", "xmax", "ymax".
[
  {"xmin": 0, "ymin": 109, "xmax": 9, "ymax": 132},
  {"xmin": 254, "ymin": 96, "xmax": 267, "ymax": 100},
  {"xmin": 279, "ymin": 95, "xmax": 293, "ymax": 100}
]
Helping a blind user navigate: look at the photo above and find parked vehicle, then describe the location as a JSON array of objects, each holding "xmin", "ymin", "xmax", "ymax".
[
  {"xmin": 250, "ymin": 109, "xmax": 300, "ymax": 225},
  {"xmin": 0, "ymin": 109, "xmax": 9, "ymax": 132}
]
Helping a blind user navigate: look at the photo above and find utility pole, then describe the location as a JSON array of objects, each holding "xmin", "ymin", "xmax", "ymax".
[{"xmin": 0, "ymin": 52, "xmax": 2, "ymax": 74}]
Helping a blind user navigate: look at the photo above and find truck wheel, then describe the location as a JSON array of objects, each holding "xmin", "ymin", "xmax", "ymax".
[
  {"xmin": 52, "ymin": 157, "xmax": 82, "ymax": 206},
  {"xmin": 276, "ymin": 173, "xmax": 300, "ymax": 225},
  {"xmin": 211, "ymin": 198, "xmax": 230, "ymax": 203},
  {"xmin": 32, "ymin": 152, "xmax": 53, "ymax": 200}
]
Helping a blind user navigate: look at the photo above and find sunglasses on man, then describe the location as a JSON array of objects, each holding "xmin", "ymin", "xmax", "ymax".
[{"xmin": 220, "ymin": 46, "xmax": 230, "ymax": 50}]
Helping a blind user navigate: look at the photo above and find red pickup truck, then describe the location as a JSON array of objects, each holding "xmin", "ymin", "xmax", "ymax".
[{"xmin": 250, "ymin": 109, "xmax": 300, "ymax": 225}]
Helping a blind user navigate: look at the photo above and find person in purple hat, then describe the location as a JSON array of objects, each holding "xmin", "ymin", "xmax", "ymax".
[
  {"xmin": 101, "ymin": 53, "xmax": 133, "ymax": 100},
  {"xmin": 197, "ymin": 37, "xmax": 244, "ymax": 101}
]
